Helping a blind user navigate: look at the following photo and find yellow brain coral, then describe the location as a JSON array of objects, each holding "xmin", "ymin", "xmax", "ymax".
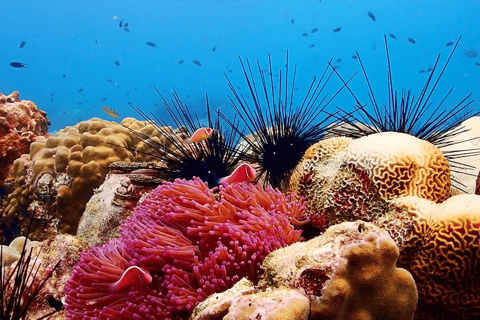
[
  {"xmin": 289, "ymin": 132, "xmax": 451, "ymax": 230},
  {"xmin": 3, "ymin": 117, "xmax": 167, "ymax": 240},
  {"xmin": 389, "ymin": 194, "xmax": 480, "ymax": 319}
]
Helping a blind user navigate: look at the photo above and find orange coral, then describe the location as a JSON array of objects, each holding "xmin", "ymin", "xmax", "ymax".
[{"xmin": 0, "ymin": 91, "xmax": 50, "ymax": 187}]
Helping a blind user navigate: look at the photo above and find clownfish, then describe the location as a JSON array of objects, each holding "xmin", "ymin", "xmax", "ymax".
[
  {"xmin": 109, "ymin": 266, "xmax": 152, "ymax": 292},
  {"xmin": 219, "ymin": 164, "xmax": 256, "ymax": 185},
  {"xmin": 184, "ymin": 127, "xmax": 213, "ymax": 144}
]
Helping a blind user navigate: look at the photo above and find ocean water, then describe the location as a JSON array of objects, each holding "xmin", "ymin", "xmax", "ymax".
[{"xmin": 1, "ymin": 0, "xmax": 479, "ymax": 133}]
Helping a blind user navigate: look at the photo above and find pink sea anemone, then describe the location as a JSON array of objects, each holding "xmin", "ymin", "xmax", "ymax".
[{"xmin": 65, "ymin": 178, "xmax": 306, "ymax": 319}]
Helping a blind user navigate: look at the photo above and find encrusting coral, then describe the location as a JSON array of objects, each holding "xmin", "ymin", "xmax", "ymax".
[
  {"xmin": 65, "ymin": 178, "xmax": 306, "ymax": 319},
  {"xmin": 289, "ymin": 132, "xmax": 450, "ymax": 231},
  {"xmin": 0, "ymin": 91, "xmax": 50, "ymax": 188},
  {"xmin": 2, "ymin": 117, "xmax": 168, "ymax": 242}
]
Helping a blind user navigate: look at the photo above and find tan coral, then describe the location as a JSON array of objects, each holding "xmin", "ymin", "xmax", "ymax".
[
  {"xmin": 224, "ymin": 288, "xmax": 310, "ymax": 320},
  {"xmin": 289, "ymin": 132, "xmax": 450, "ymax": 230},
  {"xmin": 387, "ymin": 194, "xmax": 480, "ymax": 319},
  {"xmin": 261, "ymin": 221, "xmax": 417, "ymax": 320},
  {"xmin": 3, "ymin": 117, "xmax": 170, "ymax": 241}
]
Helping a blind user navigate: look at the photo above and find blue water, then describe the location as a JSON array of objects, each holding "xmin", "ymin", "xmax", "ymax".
[{"xmin": 1, "ymin": 0, "xmax": 479, "ymax": 132}]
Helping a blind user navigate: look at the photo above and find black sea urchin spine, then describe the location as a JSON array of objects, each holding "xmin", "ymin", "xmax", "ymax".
[
  {"xmin": 219, "ymin": 51, "xmax": 353, "ymax": 190},
  {"xmin": 329, "ymin": 35, "xmax": 480, "ymax": 192},
  {"xmin": 128, "ymin": 89, "xmax": 246, "ymax": 188}
]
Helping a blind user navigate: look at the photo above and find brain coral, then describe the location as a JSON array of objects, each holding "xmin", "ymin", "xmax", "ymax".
[
  {"xmin": 289, "ymin": 132, "xmax": 451, "ymax": 231},
  {"xmin": 0, "ymin": 91, "xmax": 50, "ymax": 187},
  {"xmin": 2, "ymin": 117, "xmax": 167, "ymax": 242},
  {"xmin": 65, "ymin": 178, "xmax": 306, "ymax": 319},
  {"xmin": 387, "ymin": 194, "xmax": 480, "ymax": 319}
]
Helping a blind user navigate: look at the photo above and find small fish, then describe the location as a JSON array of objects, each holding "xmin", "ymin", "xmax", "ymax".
[
  {"xmin": 19, "ymin": 41, "xmax": 26, "ymax": 48},
  {"xmin": 228, "ymin": 69, "xmax": 232, "ymax": 72},
  {"xmin": 389, "ymin": 34, "xmax": 397, "ymax": 39},
  {"xmin": 78, "ymin": 102, "xmax": 82, "ymax": 105},
  {"xmin": 114, "ymin": 60, "xmax": 120, "ymax": 66},
  {"xmin": 302, "ymin": 33, "xmax": 308, "ymax": 36},
  {"xmin": 426, "ymin": 66, "xmax": 433, "ymax": 72},
  {"xmin": 102, "ymin": 106, "xmax": 120, "ymax": 118},
  {"xmin": 100, "ymin": 98, "xmax": 107, "ymax": 101},
  {"xmin": 50, "ymin": 98, "xmax": 53, "ymax": 102},
  {"xmin": 336, "ymin": 58, "xmax": 342, "ymax": 62},
  {"xmin": 133, "ymin": 87, "xmax": 137, "ymax": 91},
  {"xmin": 78, "ymin": 88, "xmax": 83, "ymax": 93},
  {"xmin": 475, "ymin": 62, "xmax": 480, "ymax": 67},
  {"xmin": 178, "ymin": 59, "xmax": 184, "ymax": 64},
  {"xmin": 109, "ymin": 266, "xmax": 152, "ymax": 292},
  {"xmin": 124, "ymin": 22, "xmax": 129, "ymax": 27},
  {"xmin": 127, "ymin": 101, "xmax": 132, "ymax": 105},
  {"xmin": 419, "ymin": 70, "xmax": 425, "ymax": 74},
  {"xmin": 63, "ymin": 74, "xmax": 66, "ymax": 78},
  {"xmin": 95, "ymin": 39, "xmax": 98, "ymax": 44},
  {"xmin": 464, "ymin": 48, "xmax": 478, "ymax": 58},
  {"xmin": 119, "ymin": 20, "xmax": 123, "ymax": 28},
  {"xmin": 373, "ymin": 44, "xmax": 376, "ymax": 51},
  {"xmin": 308, "ymin": 44, "xmax": 315, "ymax": 48},
  {"xmin": 50, "ymin": 92, "xmax": 55, "ymax": 97},
  {"xmin": 122, "ymin": 27, "xmax": 130, "ymax": 33},
  {"xmin": 192, "ymin": 60, "xmax": 202, "ymax": 67},
  {"xmin": 445, "ymin": 41, "xmax": 454, "ymax": 47},
  {"xmin": 9, "ymin": 62, "xmax": 26, "ymax": 68},
  {"xmin": 106, "ymin": 79, "xmax": 112, "ymax": 82},
  {"xmin": 212, "ymin": 46, "xmax": 216, "ymax": 52},
  {"xmin": 367, "ymin": 12, "xmax": 377, "ymax": 21},
  {"xmin": 352, "ymin": 55, "xmax": 358, "ymax": 59},
  {"xmin": 184, "ymin": 127, "xmax": 213, "ymax": 144},
  {"xmin": 219, "ymin": 164, "xmax": 256, "ymax": 185},
  {"xmin": 146, "ymin": 42, "xmax": 157, "ymax": 47},
  {"xmin": 311, "ymin": 27, "xmax": 318, "ymax": 33},
  {"xmin": 407, "ymin": 38, "xmax": 416, "ymax": 44},
  {"xmin": 333, "ymin": 27, "xmax": 342, "ymax": 33}
]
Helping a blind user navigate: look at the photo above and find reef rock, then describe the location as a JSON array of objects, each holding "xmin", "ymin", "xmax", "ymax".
[
  {"xmin": 0, "ymin": 91, "xmax": 50, "ymax": 188},
  {"xmin": 77, "ymin": 162, "xmax": 163, "ymax": 246}
]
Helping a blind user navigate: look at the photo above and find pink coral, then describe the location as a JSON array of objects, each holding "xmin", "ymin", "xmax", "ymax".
[{"xmin": 65, "ymin": 178, "xmax": 306, "ymax": 319}]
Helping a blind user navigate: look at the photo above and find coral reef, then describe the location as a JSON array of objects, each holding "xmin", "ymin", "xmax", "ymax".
[
  {"xmin": 2, "ymin": 117, "xmax": 167, "ymax": 242},
  {"xmin": 77, "ymin": 162, "xmax": 163, "ymax": 246},
  {"xmin": 193, "ymin": 221, "xmax": 417, "ymax": 320},
  {"xmin": 65, "ymin": 178, "xmax": 306, "ymax": 319},
  {"xmin": 387, "ymin": 194, "xmax": 480, "ymax": 319},
  {"xmin": 0, "ymin": 91, "xmax": 50, "ymax": 187},
  {"xmin": 289, "ymin": 132, "xmax": 450, "ymax": 231}
]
